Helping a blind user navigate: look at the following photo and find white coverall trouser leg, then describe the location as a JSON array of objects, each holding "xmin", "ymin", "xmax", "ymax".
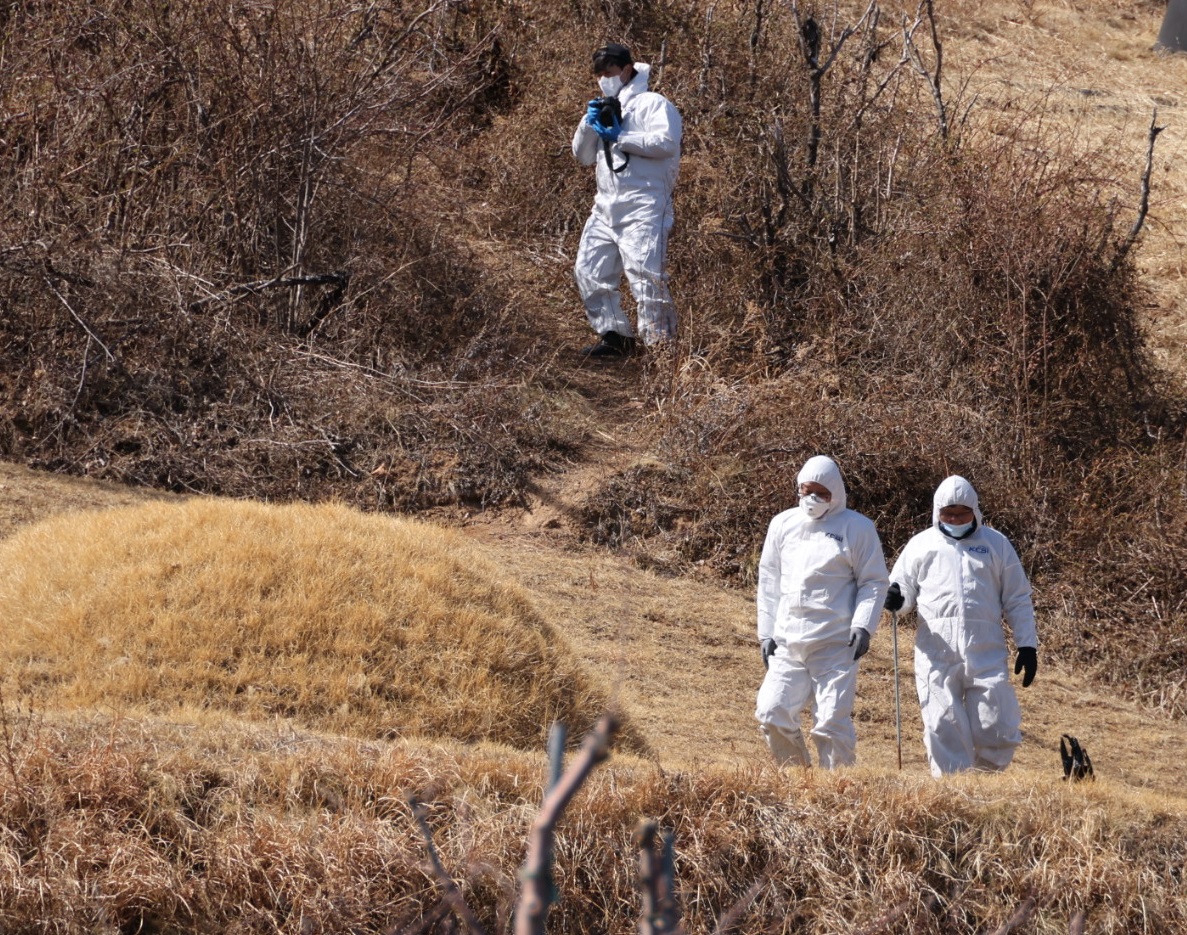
[
  {"xmin": 915, "ymin": 616, "xmax": 1023, "ymax": 777},
  {"xmin": 755, "ymin": 639, "xmax": 858, "ymax": 768},
  {"xmin": 573, "ymin": 208, "xmax": 676, "ymax": 346}
]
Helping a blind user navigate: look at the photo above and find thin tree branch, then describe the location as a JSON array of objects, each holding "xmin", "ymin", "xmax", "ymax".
[
  {"xmin": 43, "ymin": 277, "xmax": 116, "ymax": 362},
  {"xmin": 407, "ymin": 794, "xmax": 488, "ymax": 935},
  {"xmin": 903, "ymin": 0, "xmax": 948, "ymax": 141},
  {"xmin": 514, "ymin": 714, "xmax": 619, "ymax": 935},
  {"xmin": 189, "ymin": 271, "xmax": 348, "ymax": 310},
  {"xmin": 1113, "ymin": 108, "xmax": 1165, "ymax": 270},
  {"xmin": 636, "ymin": 821, "xmax": 683, "ymax": 935}
]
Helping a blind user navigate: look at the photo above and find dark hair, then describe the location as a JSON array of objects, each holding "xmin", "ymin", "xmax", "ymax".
[{"xmin": 592, "ymin": 43, "xmax": 633, "ymax": 74}]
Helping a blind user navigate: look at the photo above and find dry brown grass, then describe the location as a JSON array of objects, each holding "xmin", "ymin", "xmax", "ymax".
[
  {"xmin": 2, "ymin": 1, "xmax": 1187, "ymax": 925},
  {"xmin": 940, "ymin": 0, "xmax": 1187, "ymax": 374},
  {"xmin": 0, "ymin": 710, "xmax": 1184, "ymax": 934},
  {"xmin": 1, "ymin": 466, "xmax": 1187, "ymax": 931},
  {"xmin": 465, "ymin": 523, "xmax": 1187, "ymax": 802},
  {"xmin": 0, "ymin": 498, "xmax": 644, "ymax": 753}
]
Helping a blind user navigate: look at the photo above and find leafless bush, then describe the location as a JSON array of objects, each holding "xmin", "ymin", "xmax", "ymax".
[{"xmin": 0, "ymin": 0, "xmax": 561, "ymax": 507}]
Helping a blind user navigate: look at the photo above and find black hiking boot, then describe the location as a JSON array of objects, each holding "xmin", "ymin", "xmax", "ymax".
[{"xmin": 579, "ymin": 331, "xmax": 637, "ymax": 358}]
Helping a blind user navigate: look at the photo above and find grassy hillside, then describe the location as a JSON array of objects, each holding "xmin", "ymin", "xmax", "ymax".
[
  {"xmin": 1, "ymin": 465, "xmax": 1186, "ymax": 934},
  {"xmin": 1, "ymin": 0, "xmax": 1184, "ymax": 723}
]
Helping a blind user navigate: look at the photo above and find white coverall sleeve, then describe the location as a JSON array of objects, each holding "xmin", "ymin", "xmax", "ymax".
[
  {"xmin": 888, "ymin": 544, "xmax": 919, "ymax": 615},
  {"xmin": 850, "ymin": 522, "xmax": 890, "ymax": 637},
  {"xmin": 998, "ymin": 540, "xmax": 1039, "ymax": 648},
  {"xmin": 756, "ymin": 517, "xmax": 782, "ymax": 642},
  {"xmin": 572, "ymin": 119, "xmax": 599, "ymax": 166},
  {"xmin": 617, "ymin": 97, "xmax": 681, "ymax": 160}
]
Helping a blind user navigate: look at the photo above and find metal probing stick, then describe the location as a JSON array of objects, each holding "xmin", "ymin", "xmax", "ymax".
[{"xmin": 891, "ymin": 609, "xmax": 902, "ymax": 771}]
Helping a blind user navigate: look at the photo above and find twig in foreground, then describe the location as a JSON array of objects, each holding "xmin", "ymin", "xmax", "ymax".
[
  {"xmin": 636, "ymin": 820, "xmax": 683, "ymax": 935},
  {"xmin": 407, "ymin": 793, "xmax": 488, "ymax": 935},
  {"xmin": 514, "ymin": 713, "xmax": 619, "ymax": 935}
]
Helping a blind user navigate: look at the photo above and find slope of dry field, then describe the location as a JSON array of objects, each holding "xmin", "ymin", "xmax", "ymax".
[{"xmin": 944, "ymin": 0, "xmax": 1187, "ymax": 373}]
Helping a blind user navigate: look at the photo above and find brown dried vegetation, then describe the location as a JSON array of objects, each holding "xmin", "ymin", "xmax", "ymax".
[
  {"xmin": 2, "ymin": 1, "xmax": 1187, "ymax": 927},
  {"xmin": 0, "ymin": 0, "xmax": 564, "ymax": 509},
  {"xmin": 0, "ymin": 498, "xmax": 644, "ymax": 753},
  {"xmin": 0, "ymin": 712, "xmax": 1185, "ymax": 934}
]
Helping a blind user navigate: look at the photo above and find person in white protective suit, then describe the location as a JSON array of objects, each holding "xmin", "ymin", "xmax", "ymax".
[
  {"xmin": 755, "ymin": 456, "xmax": 890, "ymax": 768},
  {"xmin": 884, "ymin": 475, "xmax": 1039, "ymax": 777},
  {"xmin": 572, "ymin": 44, "xmax": 682, "ymax": 357}
]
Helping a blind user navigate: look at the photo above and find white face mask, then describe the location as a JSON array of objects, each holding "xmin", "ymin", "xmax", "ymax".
[
  {"xmin": 598, "ymin": 74, "xmax": 624, "ymax": 96},
  {"xmin": 800, "ymin": 493, "xmax": 830, "ymax": 520},
  {"xmin": 940, "ymin": 520, "xmax": 975, "ymax": 539}
]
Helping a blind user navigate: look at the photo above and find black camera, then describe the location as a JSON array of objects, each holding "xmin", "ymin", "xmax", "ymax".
[{"xmin": 592, "ymin": 95, "xmax": 622, "ymax": 128}]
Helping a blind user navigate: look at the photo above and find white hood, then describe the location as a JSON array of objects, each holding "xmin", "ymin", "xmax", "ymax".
[
  {"xmin": 797, "ymin": 455, "xmax": 848, "ymax": 517},
  {"xmin": 931, "ymin": 475, "xmax": 983, "ymax": 530},
  {"xmin": 617, "ymin": 61, "xmax": 652, "ymax": 104}
]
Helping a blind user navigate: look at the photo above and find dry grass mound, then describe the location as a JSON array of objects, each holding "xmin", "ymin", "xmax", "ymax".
[
  {"xmin": 0, "ymin": 499, "xmax": 640, "ymax": 752},
  {"xmin": 0, "ymin": 712, "xmax": 1184, "ymax": 934}
]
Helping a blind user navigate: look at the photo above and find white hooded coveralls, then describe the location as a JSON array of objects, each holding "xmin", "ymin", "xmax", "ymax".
[
  {"xmin": 755, "ymin": 456, "xmax": 889, "ymax": 768},
  {"xmin": 889, "ymin": 476, "xmax": 1039, "ymax": 777},
  {"xmin": 572, "ymin": 62, "xmax": 681, "ymax": 346}
]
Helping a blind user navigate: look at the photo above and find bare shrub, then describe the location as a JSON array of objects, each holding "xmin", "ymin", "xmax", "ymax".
[{"xmin": 0, "ymin": 0, "xmax": 560, "ymax": 507}]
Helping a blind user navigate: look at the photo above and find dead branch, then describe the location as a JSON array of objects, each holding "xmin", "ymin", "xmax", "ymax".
[
  {"xmin": 851, "ymin": 9, "xmax": 914, "ymax": 131},
  {"xmin": 43, "ymin": 276, "xmax": 115, "ymax": 362},
  {"xmin": 545, "ymin": 722, "xmax": 566, "ymax": 793},
  {"xmin": 1113, "ymin": 109, "xmax": 1165, "ymax": 271},
  {"xmin": 407, "ymin": 794, "xmax": 489, "ymax": 935},
  {"xmin": 903, "ymin": 0, "xmax": 948, "ymax": 141},
  {"xmin": 189, "ymin": 272, "xmax": 348, "ymax": 310},
  {"xmin": 791, "ymin": 0, "xmax": 878, "ymax": 173},
  {"xmin": 514, "ymin": 713, "xmax": 619, "ymax": 935},
  {"xmin": 635, "ymin": 821, "xmax": 682, "ymax": 935},
  {"xmin": 747, "ymin": 0, "xmax": 766, "ymax": 92}
]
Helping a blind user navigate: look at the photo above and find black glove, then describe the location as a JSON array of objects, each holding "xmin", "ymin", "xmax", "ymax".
[
  {"xmin": 848, "ymin": 627, "xmax": 870, "ymax": 661},
  {"xmin": 1014, "ymin": 646, "xmax": 1037, "ymax": 687},
  {"xmin": 884, "ymin": 582, "xmax": 904, "ymax": 613},
  {"xmin": 760, "ymin": 638, "xmax": 777, "ymax": 670}
]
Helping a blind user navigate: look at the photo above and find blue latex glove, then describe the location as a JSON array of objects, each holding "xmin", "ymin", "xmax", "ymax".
[
  {"xmin": 585, "ymin": 100, "xmax": 602, "ymax": 126},
  {"xmin": 593, "ymin": 112, "xmax": 621, "ymax": 142}
]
